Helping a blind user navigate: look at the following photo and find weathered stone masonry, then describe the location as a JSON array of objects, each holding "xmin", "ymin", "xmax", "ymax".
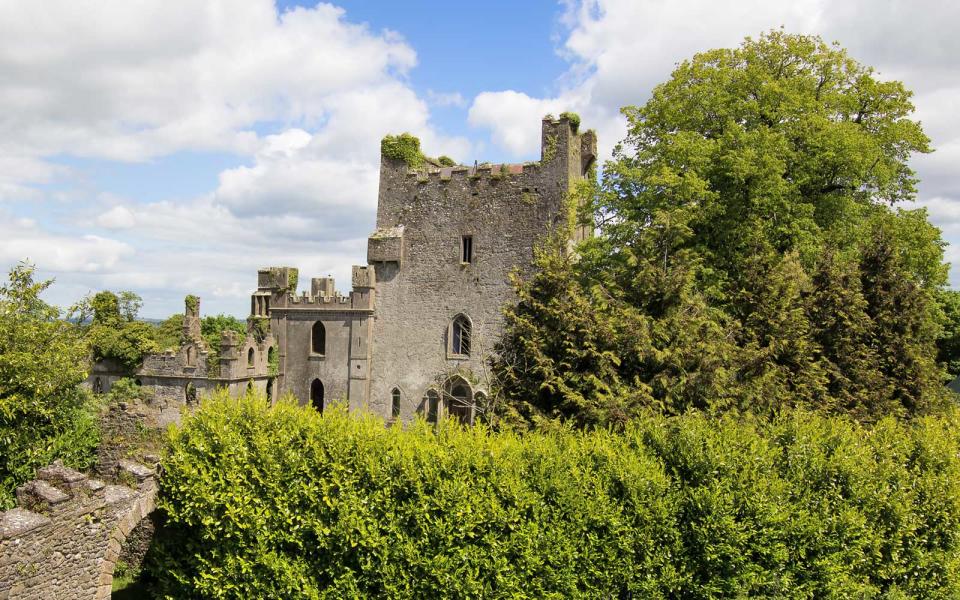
[
  {"xmin": 86, "ymin": 115, "xmax": 596, "ymax": 426},
  {"xmin": 0, "ymin": 461, "xmax": 157, "ymax": 600}
]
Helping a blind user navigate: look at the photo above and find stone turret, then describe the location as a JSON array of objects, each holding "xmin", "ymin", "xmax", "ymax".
[{"xmin": 182, "ymin": 295, "xmax": 202, "ymax": 343}]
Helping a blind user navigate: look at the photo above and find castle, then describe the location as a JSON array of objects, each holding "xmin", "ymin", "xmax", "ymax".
[{"xmin": 89, "ymin": 115, "xmax": 596, "ymax": 425}]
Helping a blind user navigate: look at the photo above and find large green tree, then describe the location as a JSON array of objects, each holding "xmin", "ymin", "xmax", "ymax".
[
  {"xmin": 0, "ymin": 264, "xmax": 99, "ymax": 507},
  {"xmin": 495, "ymin": 31, "xmax": 950, "ymax": 427}
]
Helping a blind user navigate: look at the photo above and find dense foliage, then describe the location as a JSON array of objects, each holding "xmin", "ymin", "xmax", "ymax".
[
  {"xmin": 81, "ymin": 290, "xmax": 160, "ymax": 372},
  {"xmin": 0, "ymin": 264, "xmax": 100, "ymax": 508},
  {"xmin": 200, "ymin": 314, "xmax": 247, "ymax": 375},
  {"xmin": 495, "ymin": 31, "xmax": 952, "ymax": 427},
  {"xmin": 149, "ymin": 392, "xmax": 960, "ymax": 598}
]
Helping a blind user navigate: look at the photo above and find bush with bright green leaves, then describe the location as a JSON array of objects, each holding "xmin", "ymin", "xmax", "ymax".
[
  {"xmin": 380, "ymin": 133, "xmax": 426, "ymax": 168},
  {"xmin": 0, "ymin": 264, "xmax": 101, "ymax": 508},
  {"xmin": 147, "ymin": 391, "xmax": 960, "ymax": 598}
]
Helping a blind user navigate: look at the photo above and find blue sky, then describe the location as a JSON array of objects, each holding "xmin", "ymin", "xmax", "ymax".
[{"xmin": 1, "ymin": 0, "xmax": 958, "ymax": 318}]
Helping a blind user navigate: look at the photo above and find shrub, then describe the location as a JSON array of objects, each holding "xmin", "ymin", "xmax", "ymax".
[
  {"xmin": 0, "ymin": 264, "xmax": 100, "ymax": 508},
  {"xmin": 149, "ymin": 392, "xmax": 960, "ymax": 598}
]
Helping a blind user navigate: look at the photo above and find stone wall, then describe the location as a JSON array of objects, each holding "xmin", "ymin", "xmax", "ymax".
[
  {"xmin": 0, "ymin": 461, "xmax": 157, "ymax": 600},
  {"xmin": 366, "ymin": 115, "xmax": 595, "ymax": 420}
]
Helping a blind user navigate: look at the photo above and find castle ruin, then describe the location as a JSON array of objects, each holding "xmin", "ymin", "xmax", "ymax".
[{"xmin": 90, "ymin": 115, "xmax": 596, "ymax": 425}]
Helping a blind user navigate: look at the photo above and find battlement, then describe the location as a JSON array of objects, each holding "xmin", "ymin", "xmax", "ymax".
[
  {"xmin": 267, "ymin": 265, "xmax": 376, "ymax": 312},
  {"xmin": 375, "ymin": 114, "xmax": 594, "ymax": 232},
  {"xmin": 0, "ymin": 460, "xmax": 158, "ymax": 599}
]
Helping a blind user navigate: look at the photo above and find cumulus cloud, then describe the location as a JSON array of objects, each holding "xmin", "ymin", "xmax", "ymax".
[
  {"xmin": 0, "ymin": 0, "xmax": 471, "ymax": 317},
  {"xmin": 0, "ymin": 0, "xmax": 417, "ymax": 163}
]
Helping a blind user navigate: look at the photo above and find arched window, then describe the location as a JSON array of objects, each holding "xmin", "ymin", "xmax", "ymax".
[
  {"xmin": 450, "ymin": 314, "xmax": 471, "ymax": 356},
  {"xmin": 312, "ymin": 321, "xmax": 326, "ymax": 355},
  {"xmin": 391, "ymin": 388, "xmax": 401, "ymax": 420},
  {"xmin": 446, "ymin": 378, "xmax": 474, "ymax": 425},
  {"xmin": 185, "ymin": 382, "xmax": 197, "ymax": 404},
  {"xmin": 311, "ymin": 379, "xmax": 325, "ymax": 412},
  {"xmin": 266, "ymin": 378, "xmax": 274, "ymax": 402},
  {"xmin": 267, "ymin": 346, "xmax": 276, "ymax": 365},
  {"xmin": 186, "ymin": 345, "xmax": 196, "ymax": 367},
  {"xmin": 246, "ymin": 380, "xmax": 254, "ymax": 394},
  {"xmin": 425, "ymin": 389, "xmax": 440, "ymax": 423},
  {"xmin": 247, "ymin": 347, "xmax": 255, "ymax": 367}
]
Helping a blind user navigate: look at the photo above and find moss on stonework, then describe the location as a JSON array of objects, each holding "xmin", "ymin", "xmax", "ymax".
[
  {"xmin": 381, "ymin": 133, "xmax": 426, "ymax": 169},
  {"xmin": 184, "ymin": 295, "xmax": 199, "ymax": 314},
  {"xmin": 287, "ymin": 269, "xmax": 298, "ymax": 294},
  {"xmin": 542, "ymin": 134, "xmax": 558, "ymax": 164},
  {"xmin": 560, "ymin": 111, "xmax": 581, "ymax": 132},
  {"xmin": 250, "ymin": 317, "xmax": 270, "ymax": 342}
]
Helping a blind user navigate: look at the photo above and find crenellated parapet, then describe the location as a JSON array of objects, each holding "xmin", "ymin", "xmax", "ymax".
[{"xmin": 0, "ymin": 460, "xmax": 158, "ymax": 600}]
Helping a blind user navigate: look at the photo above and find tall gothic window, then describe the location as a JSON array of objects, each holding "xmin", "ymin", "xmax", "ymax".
[
  {"xmin": 391, "ymin": 388, "xmax": 401, "ymax": 420},
  {"xmin": 312, "ymin": 321, "xmax": 326, "ymax": 355},
  {"xmin": 451, "ymin": 314, "xmax": 471, "ymax": 356},
  {"xmin": 247, "ymin": 347, "xmax": 255, "ymax": 367}
]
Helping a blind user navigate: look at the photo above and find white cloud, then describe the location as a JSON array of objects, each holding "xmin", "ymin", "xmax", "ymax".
[
  {"xmin": 0, "ymin": 0, "xmax": 473, "ymax": 317},
  {"xmin": 96, "ymin": 206, "xmax": 136, "ymax": 229},
  {"xmin": 426, "ymin": 90, "xmax": 466, "ymax": 108},
  {"xmin": 0, "ymin": 0, "xmax": 417, "ymax": 164},
  {"xmin": 0, "ymin": 211, "xmax": 132, "ymax": 273}
]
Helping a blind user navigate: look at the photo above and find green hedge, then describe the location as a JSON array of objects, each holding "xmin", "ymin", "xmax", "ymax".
[{"xmin": 149, "ymin": 392, "xmax": 960, "ymax": 598}]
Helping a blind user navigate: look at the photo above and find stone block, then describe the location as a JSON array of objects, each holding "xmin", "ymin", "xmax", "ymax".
[
  {"xmin": 0, "ymin": 508, "xmax": 50, "ymax": 540},
  {"xmin": 37, "ymin": 461, "xmax": 87, "ymax": 493},
  {"xmin": 16, "ymin": 480, "xmax": 70, "ymax": 510}
]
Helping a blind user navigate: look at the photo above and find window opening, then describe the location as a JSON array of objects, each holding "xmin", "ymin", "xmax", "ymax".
[
  {"xmin": 461, "ymin": 235, "xmax": 473, "ymax": 264},
  {"xmin": 447, "ymin": 382, "xmax": 473, "ymax": 425},
  {"xmin": 452, "ymin": 314, "xmax": 471, "ymax": 356},
  {"xmin": 426, "ymin": 390, "xmax": 439, "ymax": 423},
  {"xmin": 311, "ymin": 379, "xmax": 325, "ymax": 412},
  {"xmin": 312, "ymin": 321, "xmax": 326, "ymax": 355},
  {"xmin": 391, "ymin": 388, "xmax": 401, "ymax": 419}
]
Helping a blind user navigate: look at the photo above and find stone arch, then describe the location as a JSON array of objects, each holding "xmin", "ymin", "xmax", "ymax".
[
  {"xmin": 445, "ymin": 376, "xmax": 474, "ymax": 425},
  {"xmin": 247, "ymin": 346, "xmax": 256, "ymax": 367},
  {"xmin": 185, "ymin": 345, "xmax": 196, "ymax": 367},
  {"xmin": 98, "ymin": 477, "xmax": 159, "ymax": 599},
  {"xmin": 311, "ymin": 378, "xmax": 325, "ymax": 412}
]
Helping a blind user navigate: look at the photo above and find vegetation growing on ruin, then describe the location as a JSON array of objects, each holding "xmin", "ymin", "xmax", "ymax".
[
  {"xmin": 437, "ymin": 155, "xmax": 456, "ymax": 167},
  {"xmin": 200, "ymin": 315, "xmax": 247, "ymax": 376},
  {"xmin": 80, "ymin": 290, "xmax": 159, "ymax": 373},
  {"xmin": 0, "ymin": 264, "xmax": 100, "ymax": 508},
  {"xmin": 495, "ymin": 31, "xmax": 954, "ymax": 429},
  {"xmin": 184, "ymin": 294, "xmax": 199, "ymax": 314},
  {"xmin": 148, "ymin": 392, "xmax": 960, "ymax": 598},
  {"xmin": 559, "ymin": 111, "xmax": 580, "ymax": 132},
  {"xmin": 381, "ymin": 133, "xmax": 427, "ymax": 168}
]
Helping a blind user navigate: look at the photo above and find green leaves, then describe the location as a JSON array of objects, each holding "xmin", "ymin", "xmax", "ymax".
[
  {"xmin": 0, "ymin": 263, "xmax": 99, "ymax": 508},
  {"xmin": 496, "ymin": 30, "xmax": 949, "ymax": 426},
  {"xmin": 150, "ymin": 393, "xmax": 960, "ymax": 598}
]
